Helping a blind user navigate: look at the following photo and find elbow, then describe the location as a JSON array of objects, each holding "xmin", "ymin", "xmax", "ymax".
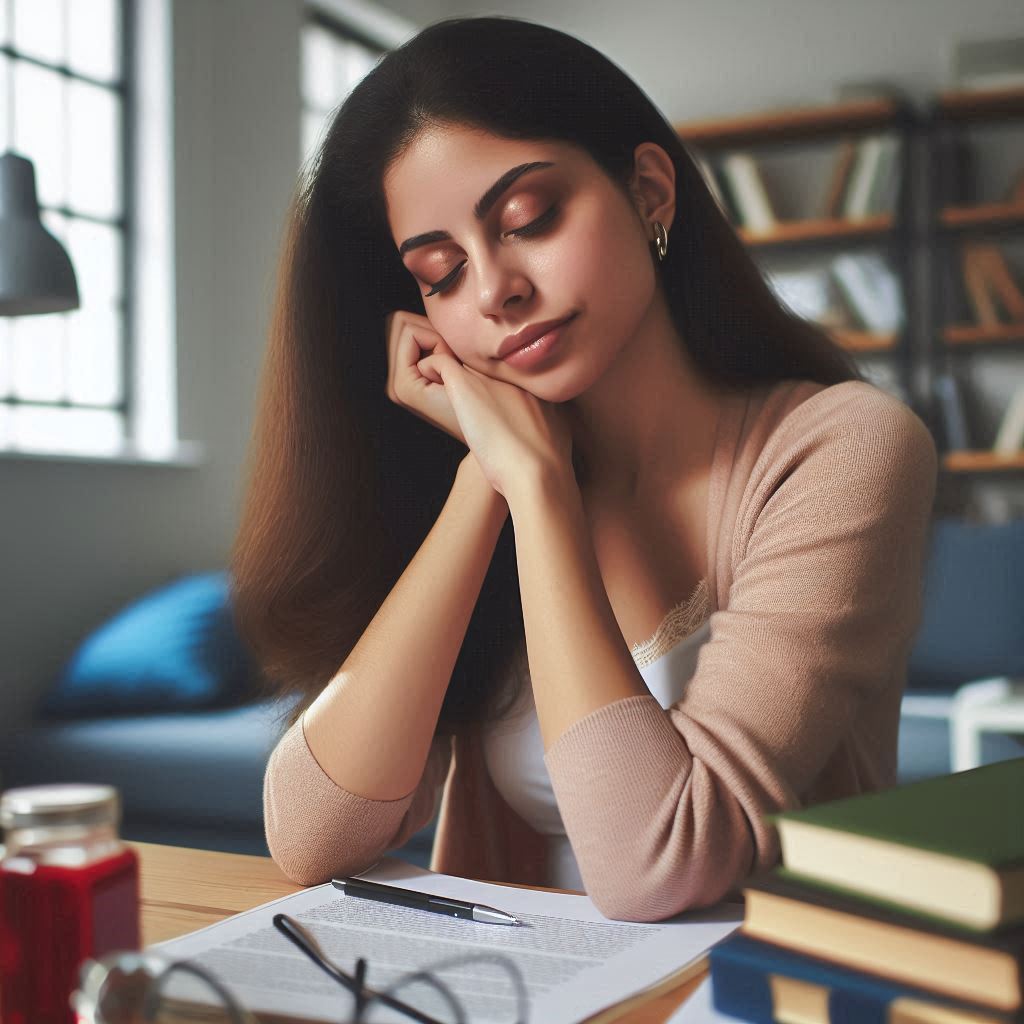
[
  {"xmin": 262, "ymin": 769, "xmax": 387, "ymax": 887},
  {"xmin": 582, "ymin": 832, "xmax": 755, "ymax": 923},
  {"xmin": 587, "ymin": 867, "xmax": 744, "ymax": 923},
  {"xmin": 265, "ymin": 821, "xmax": 385, "ymax": 887}
]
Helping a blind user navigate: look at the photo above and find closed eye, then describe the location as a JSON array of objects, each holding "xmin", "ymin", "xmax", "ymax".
[{"xmin": 424, "ymin": 205, "xmax": 560, "ymax": 297}]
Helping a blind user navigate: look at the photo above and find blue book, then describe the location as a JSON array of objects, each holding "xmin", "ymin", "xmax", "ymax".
[{"xmin": 708, "ymin": 932, "xmax": 1022, "ymax": 1024}]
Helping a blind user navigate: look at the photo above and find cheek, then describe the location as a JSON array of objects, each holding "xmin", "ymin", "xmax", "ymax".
[
  {"xmin": 423, "ymin": 309, "xmax": 477, "ymax": 363},
  {"xmin": 564, "ymin": 202, "xmax": 655, "ymax": 311}
]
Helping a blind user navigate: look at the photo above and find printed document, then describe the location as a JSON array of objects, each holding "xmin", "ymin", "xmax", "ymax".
[{"xmin": 150, "ymin": 856, "xmax": 742, "ymax": 1023}]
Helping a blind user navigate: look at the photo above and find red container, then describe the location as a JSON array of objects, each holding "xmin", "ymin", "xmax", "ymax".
[{"xmin": 0, "ymin": 784, "xmax": 140, "ymax": 1024}]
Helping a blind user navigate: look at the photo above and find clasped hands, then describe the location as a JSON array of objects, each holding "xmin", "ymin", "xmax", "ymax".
[{"xmin": 385, "ymin": 310, "xmax": 575, "ymax": 504}]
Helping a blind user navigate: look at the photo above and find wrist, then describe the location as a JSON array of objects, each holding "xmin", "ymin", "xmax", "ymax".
[
  {"xmin": 455, "ymin": 454, "xmax": 509, "ymax": 519},
  {"xmin": 505, "ymin": 460, "xmax": 580, "ymax": 520}
]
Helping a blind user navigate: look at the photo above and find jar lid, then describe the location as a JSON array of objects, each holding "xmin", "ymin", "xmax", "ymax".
[{"xmin": 0, "ymin": 783, "xmax": 120, "ymax": 831}]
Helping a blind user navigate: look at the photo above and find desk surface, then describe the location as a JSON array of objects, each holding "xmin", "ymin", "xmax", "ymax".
[{"xmin": 131, "ymin": 841, "xmax": 706, "ymax": 1024}]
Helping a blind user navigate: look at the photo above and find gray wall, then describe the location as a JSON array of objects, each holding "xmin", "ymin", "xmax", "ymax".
[{"xmin": 1, "ymin": 0, "xmax": 1022, "ymax": 735}]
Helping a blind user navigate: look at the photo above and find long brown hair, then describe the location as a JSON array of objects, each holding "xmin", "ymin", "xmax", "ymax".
[{"xmin": 230, "ymin": 16, "xmax": 864, "ymax": 734}]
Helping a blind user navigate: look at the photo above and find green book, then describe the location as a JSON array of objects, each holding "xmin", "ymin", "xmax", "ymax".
[{"xmin": 767, "ymin": 757, "xmax": 1024, "ymax": 932}]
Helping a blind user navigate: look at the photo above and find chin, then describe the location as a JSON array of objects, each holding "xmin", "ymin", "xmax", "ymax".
[{"xmin": 524, "ymin": 372, "xmax": 596, "ymax": 405}]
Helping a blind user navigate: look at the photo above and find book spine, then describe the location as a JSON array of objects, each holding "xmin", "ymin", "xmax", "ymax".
[
  {"xmin": 867, "ymin": 137, "xmax": 902, "ymax": 215},
  {"xmin": 720, "ymin": 152, "xmax": 777, "ymax": 232},
  {"xmin": 975, "ymin": 245, "xmax": 1024, "ymax": 320},
  {"xmin": 993, "ymin": 385, "xmax": 1024, "ymax": 455},
  {"xmin": 823, "ymin": 139, "xmax": 859, "ymax": 218},
  {"xmin": 961, "ymin": 243, "xmax": 1003, "ymax": 326},
  {"xmin": 831, "ymin": 254, "xmax": 902, "ymax": 333},
  {"xmin": 844, "ymin": 135, "xmax": 885, "ymax": 220}
]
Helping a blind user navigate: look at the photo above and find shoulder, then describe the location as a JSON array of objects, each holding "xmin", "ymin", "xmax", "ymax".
[{"xmin": 743, "ymin": 378, "xmax": 937, "ymax": 491}]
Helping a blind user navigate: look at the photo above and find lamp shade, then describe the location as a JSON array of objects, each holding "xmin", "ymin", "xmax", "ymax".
[{"xmin": 0, "ymin": 151, "xmax": 80, "ymax": 315}]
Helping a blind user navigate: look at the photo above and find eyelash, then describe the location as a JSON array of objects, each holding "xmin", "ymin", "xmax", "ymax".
[{"xmin": 424, "ymin": 204, "xmax": 560, "ymax": 297}]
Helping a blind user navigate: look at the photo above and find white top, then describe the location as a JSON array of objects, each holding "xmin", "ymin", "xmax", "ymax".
[{"xmin": 482, "ymin": 579, "xmax": 712, "ymax": 890}]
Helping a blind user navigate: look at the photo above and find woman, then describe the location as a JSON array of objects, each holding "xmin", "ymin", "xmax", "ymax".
[{"xmin": 232, "ymin": 16, "xmax": 937, "ymax": 922}]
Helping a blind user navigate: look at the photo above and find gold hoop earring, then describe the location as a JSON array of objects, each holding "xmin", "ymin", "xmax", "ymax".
[{"xmin": 653, "ymin": 221, "xmax": 668, "ymax": 262}]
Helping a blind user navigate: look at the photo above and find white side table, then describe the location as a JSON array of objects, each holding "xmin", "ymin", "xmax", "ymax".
[{"xmin": 950, "ymin": 676, "xmax": 1024, "ymax": 773}]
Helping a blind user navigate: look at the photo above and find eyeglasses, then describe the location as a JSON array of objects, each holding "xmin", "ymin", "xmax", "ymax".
[{"xmin": 72, "ymin": 912, "xmax": 530, "ymax": 1024}]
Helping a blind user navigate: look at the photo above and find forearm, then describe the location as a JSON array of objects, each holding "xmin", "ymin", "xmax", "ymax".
[
  {"xmin": 507, "ymin": 468, "xmax": 647, "ymax": 750},
  {"xmin": 507, "ymin": 468, "xmax": 747, "ymax": 920},
  {"xmin": 302, "ymin": 454, "xmax": 508, "ymax": 800}
]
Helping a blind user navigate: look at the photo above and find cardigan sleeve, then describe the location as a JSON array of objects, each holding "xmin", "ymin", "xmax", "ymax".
[
  {"xmin": 263, "ymin": 714, "xmax": 452, "ymax": 885},
  {"xmin": 543, "ymin": 388, "xmax": 938, "ymax": 922}
]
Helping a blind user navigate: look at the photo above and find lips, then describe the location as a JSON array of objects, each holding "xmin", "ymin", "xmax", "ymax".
[{"xmin": 496, "ymin": 314, "xmax": 577, "ymax": 360}]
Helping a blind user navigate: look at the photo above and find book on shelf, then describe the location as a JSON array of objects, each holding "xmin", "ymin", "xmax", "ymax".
[
  {"xmin": 866, "ymin": 135, "xmax": 903, "ymax": 215},
  {"xmin": 993, "ymin": 385, "xmax": 1024, "ymax": 455},
  {"xmin": 822, "ymin": 139, "xmax": 859, "ymax": 218},
  {"xmin": 763, "ymin": 266, "xmax": 845, "ymax": 327},
  {"xmin": 842, "ymin": 134, "xmax": 901, "ymax": 220},
  {"xmin": 934, "ymin": 372, "xmax": 972, "ymax": 450},
  {"xmin": 709, "ymin": 931, "xmax": 1023, "ymax": 1024},
  {"xmin": 766, "ymin": 758, "xmax": 1024, "ymax": 932},
  {"xmin": 976, "ymin": 245, "xmax": 1024, "ymax": 320},
  {"xmin": 830, "ymin": 253, "xmax": 905, "ymax": 334},
  {"xmin": 719, "ymin": 152, "xmax": 778, "ymax": 231},
  {"xmin": 962, "ymin": 243, "xmax": 1004, "ymax": 326},
  {"xmin": 961, "ymin": 243, "xmax": 1024, "ymax": 326},
  {"xmin": 741, "ymin": 870, "xmax": 1024, "ymax": 1013}
]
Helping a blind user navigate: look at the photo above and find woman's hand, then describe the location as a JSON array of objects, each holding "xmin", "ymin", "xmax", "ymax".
[
  {"xmin": 422, "ymin": 351, "xmax": 575, "ymax": 503},
  {"xmin": 384, "ymin": 311, "xmax": 466, "ymax": 445}
]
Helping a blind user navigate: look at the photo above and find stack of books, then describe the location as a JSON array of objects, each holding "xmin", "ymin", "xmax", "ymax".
[{"xmin": 709, "ymin": 757, "xmax": 1024, "ymax": 1023}]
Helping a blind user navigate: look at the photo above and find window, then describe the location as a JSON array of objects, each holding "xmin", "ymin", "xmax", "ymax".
[
  {"xmin": 0, "ymin": 0, "xmax": 128, "ymax": 456},
  {"xmin": 301, "ymin": 13, "xmax": 383, "ymax": 170}
]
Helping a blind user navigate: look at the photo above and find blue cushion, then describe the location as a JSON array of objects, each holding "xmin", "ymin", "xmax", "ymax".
[
  {"xmin": 906, "ymin": 518, "xmax": 1024, "ymax": 691},
  {"xmin": 37, "ymin": 573, "xmax": 262, "ymax": 718}
]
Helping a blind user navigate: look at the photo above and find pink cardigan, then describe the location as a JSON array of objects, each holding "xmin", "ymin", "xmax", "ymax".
[{"xmin": 263, "ymin": 378, "xmax": 938, "ymax": 921}]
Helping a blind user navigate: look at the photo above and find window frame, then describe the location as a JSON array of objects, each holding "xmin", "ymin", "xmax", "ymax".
[{"xmin": 0, "ymin": 0, "xmax": 136, "ymax": 456}]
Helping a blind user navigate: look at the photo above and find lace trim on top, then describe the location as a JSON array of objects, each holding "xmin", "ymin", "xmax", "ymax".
[{"xmin": 629, "ymin": 577, "xmax": 710, "ymax": 669}]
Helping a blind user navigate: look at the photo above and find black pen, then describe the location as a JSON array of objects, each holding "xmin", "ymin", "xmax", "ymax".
[{"xmin": 332, "ymin": 876, "xmax": 521, "ymax": 926}]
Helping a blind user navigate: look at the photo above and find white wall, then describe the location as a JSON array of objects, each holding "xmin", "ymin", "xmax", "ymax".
[
  {"xmin": 1, "ymin": 0, "xmax": 1022, "ymax": 734},
  {"xmin": 382, "ymin": 0, "xmax": 1023, "ymax": 121}
]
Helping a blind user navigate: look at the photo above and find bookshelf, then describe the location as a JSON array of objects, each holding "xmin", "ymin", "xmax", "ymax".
[
  {"xmin": 675, "ymin": 97, "xmax": 918, "ymax": 410},
  {"xmin": 929, "ymin": 85, "xmax": 1024, "ymax": 487}
]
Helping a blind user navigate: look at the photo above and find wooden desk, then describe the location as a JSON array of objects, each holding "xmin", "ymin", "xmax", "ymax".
[{"xmin": 132, "ymin": 841, "xmax": 707, "ymax": 1023}]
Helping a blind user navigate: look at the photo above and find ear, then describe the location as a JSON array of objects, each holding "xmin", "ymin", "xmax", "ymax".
[{"xmin": 628, "ymin": 142, "xmax": 677, "ymax": 241}]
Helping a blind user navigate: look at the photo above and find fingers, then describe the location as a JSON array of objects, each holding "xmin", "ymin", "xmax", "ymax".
[{"xmin": 417, "ymin": 351, "xmax": 463, "ymax": 385}]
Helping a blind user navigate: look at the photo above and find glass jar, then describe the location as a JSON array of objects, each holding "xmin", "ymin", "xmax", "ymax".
[{"xmin": 0, "ymin": 783, "xmax": 140, "ymax": 1024}]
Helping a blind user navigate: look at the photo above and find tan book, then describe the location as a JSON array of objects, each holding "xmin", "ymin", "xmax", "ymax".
[
  {"xmin": 891, "ymin": 998, "xmax": 1019, "ymax": 1023},
  {"xmin": 822, "ymin": 139, "xmax": 859, "ymax": 218},
  {"xmin": 961, "ymin": 243, "xmax": 1003, "ymax": 325},
  {"xmin": 973, "ymin": 244, "xmax": 1024, "ymax": 321}
]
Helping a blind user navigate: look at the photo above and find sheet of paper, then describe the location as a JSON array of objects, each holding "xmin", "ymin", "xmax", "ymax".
[
  {"xmin": 665, "ymin": 977, "xmax": 746, "ymax": 1023},
  {"xmin": 149, "ymin": 856, "xmax": 742, "ymax": 1023}
]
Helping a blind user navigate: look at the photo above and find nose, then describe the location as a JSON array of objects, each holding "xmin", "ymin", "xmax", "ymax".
[{"xmin": 474, "ymin": 249, "xmax": 534, "ymax": 320}]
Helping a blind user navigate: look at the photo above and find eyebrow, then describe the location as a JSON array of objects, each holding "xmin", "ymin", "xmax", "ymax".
[{"xmin": 397, "ymin": 161, "xmax": 556, "ymax": 256}]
